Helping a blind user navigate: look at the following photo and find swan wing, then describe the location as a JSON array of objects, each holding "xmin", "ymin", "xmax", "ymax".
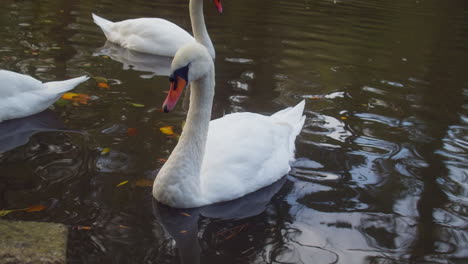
[
  {"xmin": 0, "ymin": 70, "xmax": 43, "ymax": 97},
  {"xmin": 200, "ymin": 112, "xmax": 297, "ymax": 203}
]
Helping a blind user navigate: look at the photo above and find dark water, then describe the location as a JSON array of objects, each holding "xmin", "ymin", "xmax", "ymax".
[{"xmin": 1, "ymin": 0, "xmax": 467, "ymax": 263}]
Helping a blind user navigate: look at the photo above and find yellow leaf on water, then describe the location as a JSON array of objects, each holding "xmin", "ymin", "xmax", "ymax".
[
  {"xmin": 116, "ymin": 181, "xmax": 129, "ymax": 187},
  {"xmin": 62, "ymin": 92, "xmax": 79, "ymax": 100},
  {"xmin": 101, "ymin": 148, "xmax": 111, "ymax": 155},
  {"xmin": 341, "ymin": 116, "xmax": 348, "ymax": 120},
  {"xmin": 135, "ymin": 179, "xmax": 153, "ymax": 187},
  {"xmin": 180, "ymin": 212, "xmax": 191, "ymax": 217},
  {"xmin": 180, "ymin": 230, "xmax": 188, "ymax": 234},
  {"xmin": 25, "ymin": 204, "xmax": 46, "ymax": 212},
  {"xmin": 127, "ymin": 102, "xmax": 145, "ymax": 108},
  {"xmin": 160, "ymin": 126, "xmax": 174, "ymax": 135},
  {"xmin": 62, "ymin": 93, "xmax": 90, "ymax": 105},
  {"xmin": 0, "ymin": 209, "xmax": 19, "ymax": 217}
]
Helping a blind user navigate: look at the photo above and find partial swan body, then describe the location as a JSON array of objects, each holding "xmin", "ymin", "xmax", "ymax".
[
  {"xmin": 92, "ymin": 0, "xmax": 221, "ymax": 58},
  {"xmin": 0, "ymin": 70, "xmax": 88, "ymax": 122},
  {"xmin": 152, "ymin": 43, "xmax": 306, "ymax": 208}
]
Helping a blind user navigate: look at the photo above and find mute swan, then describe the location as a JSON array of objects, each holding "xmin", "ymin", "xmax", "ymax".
[
  {"xmin": 0, "ymin": 70, "xmax": 89, "ymax": 122},
  {"xmin": 92, "ymin": 0, "xmax": 222, "ymax": 58},
  {"xmin": 152, "ymin": 43, "xmax": 306, "ymax": 208}
]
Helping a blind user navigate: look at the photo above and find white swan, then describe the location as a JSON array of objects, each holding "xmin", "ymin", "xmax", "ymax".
[
  {"xmin": 152, "ymin": 43, "xmax": 306, "ymax": 208},
  {"xmin": 92, "ymin": 0, "xmax": 222, "ymax": 58},
  {"xmin": 0, "ymin": 70, "xmax": 89, "ymax": 122}
]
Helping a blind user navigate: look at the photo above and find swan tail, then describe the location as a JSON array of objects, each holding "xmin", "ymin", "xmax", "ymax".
[
  {"xmin": 272, "ymin": 100, "xmax": 306, "ymax": 135},
  {"xmin": 92, "ymin": 13, "xmax": 114, "ymax": 39},
  {"xmin": 42, "ymin": 76, "xmax": 89, "ymax": 94}
]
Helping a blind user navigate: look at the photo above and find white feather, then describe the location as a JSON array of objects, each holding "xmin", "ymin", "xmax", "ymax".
[{"xmin": 0, "ymin": 70, "xmax": 88, "ymax": 122}]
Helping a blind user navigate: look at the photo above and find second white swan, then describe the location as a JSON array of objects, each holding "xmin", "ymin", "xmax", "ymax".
[
  {"xmin": 92, "ymin": 0, "xmax": 222, "ymax": 58},
  {"xmin": 152, "ymin": 42, "xmax": 306, "ymax": 208}
]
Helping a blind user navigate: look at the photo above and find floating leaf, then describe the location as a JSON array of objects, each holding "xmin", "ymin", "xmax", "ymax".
[
  {"xmin": 157, "ymin": 158, "xmax": 168, "ymax": 163},
  {"xmin": 25, "ymin": 204, "xmax": 46, "ymax": 212},
  {"xmin": 102, "ymin": 55, "xmax": 109, "ymax": 59},
  {"xmin": 119, "ymin": 225, "xmax": 129, "ymax": 229},
  {"xmin": 93, "ymin": 76, "xmax": 108, "ymax": 83},
  {"xmin": 116, "ymin": 181, "xmax": 129, "ymax": 187},
  {"xmin": 0, "ymin": 209, "xmax": 22, "ymax": 217},
  {"xmin": 135, "ymin": 179, "xmax": 153, "ymax": 187},
  {"xmin": 179, "ymin": 230, "xmax": 188, "ymax": 234},
  {"xmin": 180, "ymin": 212, "xmax": 191, "ymax": 217},
  {"xmin": 127, "ymin": 128, "xmax": 138, "ymax": 137},
  {"xmin": 101, "ymin": 148, "xmax": 111, "ymax": 155},
  {"xmin": 74, "ymin": 226, "xmax": 92, "ymax": 230},
  {"xmin": 127, "ymin": 102, "xmax": 145, "ymax": 108},
  {"xmin": 341, "ymin": 116, "xmax": 348, "ymax": 120},
  {"xmin": 160, "ymin": 126, "xmax": 174, "ymax": 135},
  {"xmin": 97, "ymin": 82, "xmax": 110, "ymax": 89},
  {"xmin": 309, "ymin": 96, "xmax": 321, "ymax": 100},
  {"xmin": 62, "ymin": 93, "xmax": 90, "ymax": 105}
]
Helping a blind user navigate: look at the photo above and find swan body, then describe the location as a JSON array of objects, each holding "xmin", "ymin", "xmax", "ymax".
[
  {"xmin": 0, "ymin": 70, "xmax": 89, "ymax": 122},
  {"xmin": 152, "ymin": 43, "xmax": 306, "ymax": 208},
  {"xmin": 92, "ymin": 0, "xmax": 220, "ymax": 58}
]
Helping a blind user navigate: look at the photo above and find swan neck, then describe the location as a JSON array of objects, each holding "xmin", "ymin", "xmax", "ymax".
[
  {"xmin": 153, "ymin": 67, "xmax": 215, "ymax": 208},
  {"xmin": 190, "ymin": 0, "xmax": 215, "ymax": 58}
]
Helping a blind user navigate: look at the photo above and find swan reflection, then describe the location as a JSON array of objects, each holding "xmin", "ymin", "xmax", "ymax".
[
  {"xmin": 94, "ymin": 41, "xmax": 173, "ymax": 78},
  {"xmin": 152, "ymin": 177, "xmax": 287, "ymax": 264}
]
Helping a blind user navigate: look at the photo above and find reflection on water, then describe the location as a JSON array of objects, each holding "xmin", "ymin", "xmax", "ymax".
[{"xmin": 1, "ymin": 0, "xmax": 468, "ymax": 263}]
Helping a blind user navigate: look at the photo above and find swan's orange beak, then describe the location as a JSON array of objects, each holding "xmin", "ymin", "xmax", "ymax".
[
  {"xmin": 163, "ymin": 77, "xmax": 187, "ymax": 113},
  {"xmin": 213, "ymin": 0, "xmax": 223, "ymax": 13}
]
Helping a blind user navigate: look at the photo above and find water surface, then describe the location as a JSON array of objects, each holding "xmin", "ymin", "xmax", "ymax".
[{"xmin": 0, "ymin": 0, "xmax": 467, "ymax": 263}]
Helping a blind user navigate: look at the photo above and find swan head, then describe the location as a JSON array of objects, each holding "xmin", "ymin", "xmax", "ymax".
[
  {"xmin": 162, "ymin": 42, "xmax": 214, "ymax": 113},
  {"xmin": 213, "ymin": 0, "xmax": 223, "ymax": 13}
]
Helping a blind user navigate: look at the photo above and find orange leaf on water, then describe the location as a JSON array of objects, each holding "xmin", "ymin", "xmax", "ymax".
[
  {"xmin": 179, "ymin": 230, "xmax": 188, "ymax": 234},
  {"xmin": 160, "ymin": 126, "xmax": 174, "ymax": 135},
  {"xmin": 127, "ymin": 128, "xmax": 138, "ymax": 137},
  {"xmin": 135, "ymin": 179, "xmax": 153, "ymax": 187},
  {"xmin": 74, "ymin": 226, "xmax": 92, "ymax": 230},
  {"xmin": 341, "ymin": 116, "xmax": 348, "ymax": 120},
  {"xmin": 180, "ymin": 212, "xmax": 191, "ymax": 217},
  {"xmin": 25, "ymin": 204, "xmax": 46, "ymax": 212},
  {"xmin": 97, "ymin": 82, "xmax": 110, "ymax": 89}
]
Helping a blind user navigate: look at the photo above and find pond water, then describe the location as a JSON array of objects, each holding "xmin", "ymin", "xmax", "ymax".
[{"xmin": 1, "ymin": 0, "xmax": 468, "ymax": 263}]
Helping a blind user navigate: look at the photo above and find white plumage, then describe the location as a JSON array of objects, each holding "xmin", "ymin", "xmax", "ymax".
[
  {"xmin": 0, "ymin": 70, "xmax": 88, "ymax": 122},
  {"xmin": 152, "ymin": 43, "xmax": 305, "ymax": 208},
  {"xmin": 92, "ymin": 0, "xmax": 218, "ymax": 58}
]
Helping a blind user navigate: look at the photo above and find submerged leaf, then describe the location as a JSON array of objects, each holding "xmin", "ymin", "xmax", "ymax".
[
  {"xmin": 135, "ymin": 179, "xmax": 153, "ymax": 187},
  {"xmin": 25, "ymin": 204, "xmax": 46, "ymax": 212},
  {"xmin": 116, "ymin": 181, "xmax": 129, "ymax": 187},
  {"xmin": 159, "ymin": 126, "xmax": 174, "ymax": 135},
  {"xmin": 127, "ymin": 128, "xmax": 138, "ymax": 137},
  {"xmin": 93, "ymin": 76, "xmax": 108, "ymax": 83}
]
